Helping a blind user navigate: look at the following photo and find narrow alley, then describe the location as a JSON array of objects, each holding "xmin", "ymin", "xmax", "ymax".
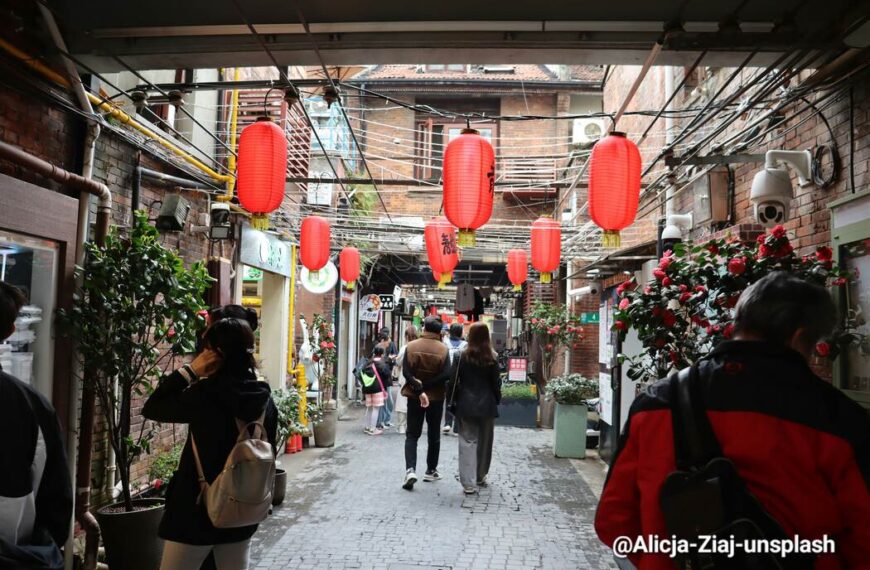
[{"xmin": 250, "ymin": 411, "xmax": 615, "ymax": 570}]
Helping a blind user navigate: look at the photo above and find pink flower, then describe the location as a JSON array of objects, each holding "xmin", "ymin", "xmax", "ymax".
[
  {"xmin": 727, "ymin": 257, "xmax": 746, "ymax": 275},
  {"xmin": 320, "ymin": 341, "xmax": 328, "ymax": 348},
  {"xmin": 653, "ymin": 268, "xmax": 667, "ymax": 281},
  {"xmin": 531, "ymin": 318, "xmax": 538, "ymax": 324},
  {"xmin": 832, "ymin": 277, "xmax": 848, "ymax": 286},
  {"xmin": 771, "ymin": 225, "xmax": 786, "ymax": 239},
  {"xmin": 552, "ymin": 325, "xmax": 560, "ymax": 332},
  {"xmin": 679, "ymin": 284, "xmax": 688, "ymax": 292},
  {"xmin": 167, "ymin": 327, "xmax": 176, "ymax": 338},
  {"xmin": 644, "ymin": 286, "xmax": 653, "ymax": 295},
  {"xmin": 679, "ymin": 292, "xmax": 692, "ymax": 304},
  {"xmin": 327, "ymin": 342, "xmax": 335, "ymax": 349},
  {"xmin": 662, "ymin": 277, "xmax": 672, "ymax": 287},
  {"xmin": 694, "ymin": 285, "xmax": 707, "ymax": 293},
  {"xmin": 815, "ymin": 342, "xmax": 830, "ymax": 357},
  {"xmin": 618, "ymin": 298, "xmax": 630, "ymax": 310},
  {"xmin": 658, "ymin": 256, "xmax": 673, "ymax": 270}
]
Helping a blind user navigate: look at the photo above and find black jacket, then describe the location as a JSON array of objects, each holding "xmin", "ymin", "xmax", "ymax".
[
  {"xmin": 0, "ymin": 369, "xmax": 71, "ymax": 549},
  {"xmin": 447, "ymin": 354, "xmax": 501, "ymax": 419},
  {"xmin": 360, "ymin": 359, "xmax": 392, "ymax": 395},
  {"xmin": 142, "ymin": 368, "xmax": 278, "ymax": 545}
]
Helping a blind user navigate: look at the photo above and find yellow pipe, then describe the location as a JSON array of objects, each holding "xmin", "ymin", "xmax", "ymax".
[
  {"xmin": 287, "ymin": 244, "xmax": 298, "ymax": 370},
  {"xmin": 220, "ymin": 68, "xmax": 242, "ymax": 202},
  {"xmin": 0, "ymin": 38, "xmax": 233, "ymax": 185}
]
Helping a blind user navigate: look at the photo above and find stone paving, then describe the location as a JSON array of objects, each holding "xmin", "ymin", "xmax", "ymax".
[{"xmin": 251, "ymin": 408, "xmax": 617, "ymax": 570}]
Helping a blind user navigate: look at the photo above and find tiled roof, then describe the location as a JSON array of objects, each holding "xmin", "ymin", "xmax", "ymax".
[
  {"xmin": 352, "ymin": 64, "xmax": 565, "ymax": 82},
  {"xmin": 568, "ymin": 65, "xmax": 607, "ymax": 82}
]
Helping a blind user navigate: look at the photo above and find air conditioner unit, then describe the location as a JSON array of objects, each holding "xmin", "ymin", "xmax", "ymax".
[
  {"xmin": 306, "ymin": 172, "xmax": 333, "ymax": 206},
  {"xmin": 572, "ymin": 118, "xmax": 606, "ymax": 146}
]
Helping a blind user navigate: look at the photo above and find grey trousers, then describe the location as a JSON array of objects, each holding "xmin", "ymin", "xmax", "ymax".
[
  {"xmin": 457, "ymin": 416, "xmax": 495, "ymax": 489},
  {"xmin": 160, "ymin": 539, "xmax": 250, "ymax": 570}
]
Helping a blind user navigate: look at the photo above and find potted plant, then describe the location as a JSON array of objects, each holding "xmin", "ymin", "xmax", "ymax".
[
  {"xmin": 271, "ymin": 387, "xmax": 302, "ymax": 505},
  {"xmin": 546, "ymin": 374, "xmax": 599, "ymax": 458},
  {"xmin": 60, "ymin": 211, "xmax": 211, "ymax": 570},
  {"xmin": 308, "ymin": 314, "xmax": 339, "ymax": 447},
  {"xmin": 496, "ymin": 382, "xmax": 539, "ymax": 427},
  {"xmin": 147, "ymin": 443, "xmax": 183, "ymax": 498},
  {"xmin": 528, "ymin": 302, "xmax": 584, "ymax": 428}
]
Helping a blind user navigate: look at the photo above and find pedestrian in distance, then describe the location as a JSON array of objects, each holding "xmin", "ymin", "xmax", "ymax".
[
  {"xmin": 0, "ymin": 282, "xmax": 72, "ymax": 570},
  {"xmin": 400, "ymin": 316, "xmax": 452, "ymax": 490},
  {"xmin": 595, "ymin": 272, "xmax": 870, "ymax": 570},
  {"xmin": 442, "ymin": 322, "xmax": 467, "ymax": 436},
  {"xmin": 374, "ymin": 329, "xmax": 398, "ymax": 428},
  {"xmin": 393, "ymin": 325, "xmax": 419, "ymax": 435},
  {"xmin": 446, "ymin": 322, "xmax": 501, "ymax": 495},
  {"xmin": 360, "ymin": 346, "xmax": 392, "ymax": 436},
  {"xmin": 143, "ymin": 315, "xmax": 278, "ymax": 570}
]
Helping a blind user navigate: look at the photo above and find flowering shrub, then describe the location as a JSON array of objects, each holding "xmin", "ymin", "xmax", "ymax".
[
  {"xmin": 613, "ymin": 226, "xmax": 859, "ymax": 382},
  {"xmin": 545, "ymin": 373, "xmax": 598, "ymax": 405},
  {"xmin": 528, "ymin": 302, "xmax": 583, "ymax": 382},
  {"xmin": 308, "ymin": 313, "xmax": 337, "ymax": 398}
]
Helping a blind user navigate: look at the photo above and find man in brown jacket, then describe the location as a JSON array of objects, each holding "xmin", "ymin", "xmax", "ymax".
[{"xmin": 401, "ymin": 316, "xmax": 451, "ymax": 490}]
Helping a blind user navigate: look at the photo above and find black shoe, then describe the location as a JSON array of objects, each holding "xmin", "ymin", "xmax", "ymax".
[
  {"xmin": 423, "ymin": 469, "xmax": 442, "ymax": 482},
  {"xmin": 403, "ymin": 469, "xmax": 417, "ymax": 490}
]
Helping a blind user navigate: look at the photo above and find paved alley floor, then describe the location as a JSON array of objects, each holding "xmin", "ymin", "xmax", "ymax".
[{"xmin": 251, "ymin": 408, "xmax": 617, "ymax": 570}]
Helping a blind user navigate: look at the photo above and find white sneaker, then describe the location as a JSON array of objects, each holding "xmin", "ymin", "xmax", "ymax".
[
  {"xmin": 371, "ymin": 428, "xmax": 384, "ymax": 436},
  {"xmin": 463, "ymin": 486, "xmax": 478, "ymax": 495},
  {"xmin": 441, "ymin": 425, "xmax": 451, "ymax": 434},
  {"xmin": 403, "ymin": 469, "xmax": 417, "ymax": 490}
]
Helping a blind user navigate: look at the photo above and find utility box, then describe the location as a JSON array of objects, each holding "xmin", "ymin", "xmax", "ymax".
[{"xmin": 691, "ymin": 166, "xmax": 731, "ymax": 225}]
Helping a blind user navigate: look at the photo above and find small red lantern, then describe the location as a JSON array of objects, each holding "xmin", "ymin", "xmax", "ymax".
[
  {"xmin": 300, "ymin": 215, "xmax": 331, "ymax": 279},
  {"xmin": 588, "ymin": 132, "xmax": 641, "ymax": 248},
  {"xmin": 443, "ymin": 129, "xmax": 495, "ymax": 247},
  {"xmin": 425, "ymin": 217, "xmax": 459, "ymax": 289},
  {"xmin": 339, "ymin": 247, "xmax": 360, "ymax": 290},
  {"xmin": 531, "ymin": 217, "xmax": 561, "ymax": 284},
  {"xmin": 506, "ymin": 249, "xmax": 528, "ymax": 292},
  {"xmin": 237, "ymin": 117, "xmax": 288, "ymax": 230}
]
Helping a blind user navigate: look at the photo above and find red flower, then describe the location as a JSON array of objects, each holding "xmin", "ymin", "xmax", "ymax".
[
  {"xmin": 832, "ymin": 277, "xmax": 848, "ymax": 286},
  {"xmin": 327, "ymin": 342, "xmax": 335, "ymax": 349},
  {"xmin": 320, "ymin": 341, "xmax": 328, "ymax": 348},
  {"xmin": 618, "ymin": 298, "xmax": 630, "ymax": 310},
  {"xmin": 725, "ymin": 295, "xmax": 740, "ymax": 308},
  {"xmin": 775, "ymin": 243, "xmax": 794, "ymax": 257},
  {"xmin": 727, "ymin": 257, "xmax": 746, "ymax": 275},
  {"xmin": 815, "ymin": 342, "xmax": 830, "ymax": 357},
  {"xmin": 662, "ymin": 310, "xmax": 677, "ymax": 328},
  {"xmin": 706, "ymin": 242, "xmax": 719, "ymax": 255},
  {"xmin": 658, "ymin": 255, "xmax": 673, "ymax": 270},
  {"xmin": 531, "ymin": 318, "xmax": 539, "ymax": 324},
  {"xmin": 312, "ymin": 354, "xmax": 320, "ymax": 362},
  {"xmin": 771, "ymin": 225, "xmax": 786, "ymax": 238},
  {"xmin": 756, "ymin": 234, "xmax": 766, "ymax": 244},
  {"xmin": 758, "ymin": 243, "xmax": 773, "ymax": 258},
  {"xmin": 679, "ymin": 292, "xmax": 692, "ymax": 303},
  {"xmin": 694, "ymin": 285, "xmax": 707, "ymax": 294},
  {"xmin": 153, "ymin": 478, "xmax": 163, "ymax": 490},
  {"xmin": 723, "ymin": 323, "xmax": 734, "ymax": 339},
  {"xmin": 651, "ymin": 306, "xmax": 662, "ymax": 317},
  {"xmin": 669, "ymin": 350, "xmax": 679, "ymax": 365},
  {"xmin": 678, "ymin": 284, "xmax": 688, "ymax": 292},
  {"xmin": 816, "ymin": 246, "xmax": 833, "ymax": 262},
  {"xmin": 167, "ymin": 327, "xmax": 176, "ymax": 338},
  {"xmin": 617, "ymin": 279, "xmax": 636, "ymax": 296},
  {"xmin": 614, "ymin": 320, "xmax": 627, "ymax": 331},
  {"xmin": 545, "ymin": 343, "xmax": 554, "ymax": 351},
  {"xmin": 653, "ymin": 268, "xmax": 667, "ymax": 281},
  {"xmin": 644, "ymin": 286, "xmax": 653, "ymax": 295},
  {"xmin": 724, "ymin": 361, "xmax": 744, "ymax": 375},
  {"xmin": 654, "ymin": 338, "xmax": 666, "ymax": 349},
  {"xmin": 662, "ymin": 277, "xmax": 673, "ymax": 287}
]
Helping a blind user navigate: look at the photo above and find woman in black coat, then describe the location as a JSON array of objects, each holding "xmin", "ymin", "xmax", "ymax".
[
  {"xmin": 143, "ymin": 317, "xmax": 277, "ymax": 570},
  {"xmin": 446, "ymin": 322, "xmax": 501, "ymax": 495}
]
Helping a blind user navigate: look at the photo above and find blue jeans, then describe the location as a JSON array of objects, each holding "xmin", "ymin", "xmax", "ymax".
[{"xmin": 377, "ymin": 387, "xmax": 394, "ymax": 426}]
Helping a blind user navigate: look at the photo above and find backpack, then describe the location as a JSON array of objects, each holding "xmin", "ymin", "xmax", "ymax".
[
  {"xmin": 659, "ymin": 365, "xmax": 814, "ymax": 570},
  {"xmin": 191, "ymin": 413, "xmax": 275, "ymax": 529}
]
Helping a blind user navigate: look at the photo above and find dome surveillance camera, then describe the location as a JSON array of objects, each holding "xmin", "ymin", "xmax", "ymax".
[{"xmin": 750, "ymin": 149, "xmax": 812, "ymax": 228}]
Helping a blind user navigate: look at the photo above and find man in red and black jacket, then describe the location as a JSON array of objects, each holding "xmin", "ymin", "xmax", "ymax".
[{"xmin": 595, "ymin": 272, "xmax": 870, "ymax": 569}]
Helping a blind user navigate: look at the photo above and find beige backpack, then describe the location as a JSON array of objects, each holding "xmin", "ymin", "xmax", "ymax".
[{"xmin": 190, "ymin": 413, "xmax": 275, "ymax": 528}]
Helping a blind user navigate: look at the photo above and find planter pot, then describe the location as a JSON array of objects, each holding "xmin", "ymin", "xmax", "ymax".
[
  {"xmin": 539, "ymin": 396, "xmax": 556, "ymax": 429},
  {"xmin": 313, "ymin": 408, "xmax": 337, "ymax": 447},
  {"xmin": 495, "ymin": 398, "xmax": 538, "ymax": 428},
  {"xmin": 554, "ymin": 402, "xmax": 588, "ymax": 458},
  {"xmin": 96, "ymin": 498, "xmax": 165, "ymax": 570},
  {"xmin": 272, "ymin": 468, "xmax": 287, "ymax": 506}
]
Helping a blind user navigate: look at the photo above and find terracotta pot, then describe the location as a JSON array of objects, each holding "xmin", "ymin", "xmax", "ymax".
[
  {"xmin": 313, "ymin": 408, "xmax": 337, "ymax": 447},
  {"xmin": 96, "ymin": 498, "xmax": 164, "ymax": 570}
]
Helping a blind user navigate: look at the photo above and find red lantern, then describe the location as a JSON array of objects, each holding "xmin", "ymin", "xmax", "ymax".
[
  {"xmin": 300, "ymin": 215, "xmax": 331, "ymax": 278},
  {"xmin": 506, "ymin": 249, "xmax": 528, "ymax": 292},
  {"xmin": 531, "ymin": 217, "xmax": 561, "ymax": 284},
  {"xmin": 588, "ymin": 132, "xmax": 641, "ymax": 248},
  {"xmin": 339, "ymin": 247, "xmax": 360, "ymax": 290},
  {"xmin": 425, "ymin": 217, "xmax": 459, "ymax": 289},
  {"xmin": 443, "ymin": 129, "xmax": 495, "ymax": 247},
  {"xmin": 237, "ymin": 117, "xmax": 288, "ymax": 230}
]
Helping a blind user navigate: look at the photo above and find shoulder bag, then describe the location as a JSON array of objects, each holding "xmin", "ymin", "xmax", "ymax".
[{"xmin": 446, "ymin": 353, "xmax": 462, "ymax": 415}]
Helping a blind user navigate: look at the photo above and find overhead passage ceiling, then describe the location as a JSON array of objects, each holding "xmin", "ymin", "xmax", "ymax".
[{"xmin": 53, "ymin": 0, "xmax": 869, "ymax": 71}]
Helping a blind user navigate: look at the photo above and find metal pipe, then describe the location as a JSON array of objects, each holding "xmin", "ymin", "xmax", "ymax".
[
  {"xmin": 610, "ymin": 40, "xmax": 663, "ymax": 131},
  {"xmin": 664, "ymin": 67, "xmax": 676, "ymax": 218},
  {"xmin": 139, "ymin": 166, "xmax": 216, "ymax": 190},
  {"xmin": 221, "ymin": 68, "xmax": 242, "ymax": 203}
]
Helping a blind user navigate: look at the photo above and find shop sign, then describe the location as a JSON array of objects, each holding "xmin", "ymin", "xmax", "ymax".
[
  {"xmin": 240, "ymin": 225, "xmax": 292, "ymax": 277},
  {"xmin": 378, "ymin": 294, "xmax": 394, "ymax": 311},
  {"xmin": 507, "ymin": 357, "xmax": 527, "ymax": 382},
  {"xmin": 243, "ymin": 266, "xmax": 263, "ymax": 281},
  {"xmin": 579, "ymin": 312, "xmax": 600, "ymax": 325},
  {"xmin": 359, "ymin": 294, "xmax": 382, "ymax": 322}
]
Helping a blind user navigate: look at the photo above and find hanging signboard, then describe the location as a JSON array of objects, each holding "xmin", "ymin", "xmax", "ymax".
[
  {"xmin": 359, "ymin": 294, "xmax": 382, "ymax": 322},
  {"xmin": 240, "ymin": 225, "xmax": 292, "ymax": 277},
  {"xmin": 579, "ymin": 312, "xmax": 600, "ymax": 325},
  {"xmin": 378, "ymin": 294, "xmax": 395, "ymax": 311},
  {"xmin": 507, "ymin": 357, "xmax": 528, "ymax": 382}
]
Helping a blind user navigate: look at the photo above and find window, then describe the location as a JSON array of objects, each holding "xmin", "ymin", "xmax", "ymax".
[
  {"xmin": 424, "ymin": 64, "xmax": 466, "ymax": 72},
  {"xmin": 414, "ymin": 121, "xmax": 496, "ymax": 180}
]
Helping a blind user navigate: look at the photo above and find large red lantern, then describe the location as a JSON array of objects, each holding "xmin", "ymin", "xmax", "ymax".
[
  {"xmin": 300, "ymin": 215, "xmax": 331, "ymax": 279},
  {"xmin": 531, "ymin": 217, "xmax": 561, "ymax": 284},
  {"xmin": 588, "ymin": 131, "xmax": 641, "ymax": 248},
  {"xmin": 425, "ymin": 217, "xmax": 459, "ymax": 288},
  {"xmin": 443, "ymin": 128, "xmax": 495, "ymax": 247},
  {"xmin": 506, "ymin": 249, "xmax": 528, "ymax": 292},
  {"xmin": 339, "ymin": 247, "xmax": 360, "ymax": 290},
  {"xmin": 237, "ymin": 117, "xmax": 288, "ymax": 230}
]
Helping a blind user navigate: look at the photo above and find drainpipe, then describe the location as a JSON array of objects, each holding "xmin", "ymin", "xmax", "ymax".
[
  {"xmin": 664, "ymin": 66, "xmax": 676, "ymax": 218},
  {"xmin": 0, "ymin": 141, "xmax": 112, "ymax": 570},
  {"xmin": 219, "ymin": 68, "xmax": 241, "ymax": 203}
]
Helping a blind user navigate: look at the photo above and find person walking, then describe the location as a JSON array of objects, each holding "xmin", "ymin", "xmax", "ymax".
[
  {"xmin": 442, "ymin": 322, "xmax": 467, "ymax": 435},
  {"xmin": 595, "ymin": 272, "xmax": 870, "ymax": 569},
  {"xmin": 447, "ymin": 322, "xmax": 501, "ymax": 495},
  {"xmin": 143, "ymin": 316, "xmax": 278, "ymax": 570},
  {"xmin": 401, "ymin": 316, "xmax": 451, "ymax": 490},
  {"xmin": 374, "ymin": 330, "xmax": 397, "ymax": 429},
  {"xmin": 0, "ymin": 283, "xmax": 72, "ymax": 569},
  {"xmin": 360, "ymin": 346, "xmax": 392, "ymax": 436},
  {"xmin": 393, "ymin": 325, "xmax": 419, "ymax": 435}
]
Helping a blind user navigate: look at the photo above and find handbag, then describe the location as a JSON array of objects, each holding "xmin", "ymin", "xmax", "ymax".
[{"xmin": 446, "ymin": 353, "xmax": 462, "ymax": 415}]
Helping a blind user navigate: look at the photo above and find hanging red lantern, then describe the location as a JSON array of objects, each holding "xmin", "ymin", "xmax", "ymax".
[
  {"xmin": 237, "ymin": 117, "xmax": 288, "ymax": 230},
  {"xmin": 443, "ymin": 128, "xmax": 495, "ymax": 247},
  {"xmin": 300, "ymin": 215, "xmax": 331, "ymax": 279},
  {"xmin": 432, "ymin": 270, "xmax": 442, "ymax": 284},
  {"xmin": 588, "ymin": 131, "xmax": 641, "ymax": 248},
  {"xmin": 339, "ymin": 247, "xmax": 360, "ymax": 290},
  {"xmin": 506, "ymin": 249, "xmax": 528, "ymax": 292},
  {"xmin": 425, "ymin": 217, "xmax": 459, "ymax": 289},
  {"xmin": 531, "ymin": 217, "xmax": 561, "ymax": 284}
]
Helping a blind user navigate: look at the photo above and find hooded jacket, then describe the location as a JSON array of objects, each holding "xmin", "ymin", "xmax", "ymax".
[{"xmin": 143, "ymin": 368, "xmax": 277, "ymax": 545}]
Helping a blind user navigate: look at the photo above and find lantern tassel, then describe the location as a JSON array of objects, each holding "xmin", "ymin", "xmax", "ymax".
[
  {"xmin": 310, "ymin": 269, "xmax": 320, "ymax": 281},
  {"xmin": 345, "ymin": 280, "xmax": 355, "ymax": 291},
  {"xmin": 602, "ymin": 230, "xmax": 621, "ymax": 248},
  {"xmin": 540, "ymin": 272, "xmax": 551, "ymax": 284},
  {"xmin": 513, "ymin": 284, "xmax": 522, "ymax": 292},
  {"xmin": 457, "ymin": 229, "xmax": 476, "ymax": 247},
  {"xmin": 438, "ymin": 273, "xmax": 452, "ymax": 289},
  {"xmin": 250, "ymin": 214, "xmax": 270, "ymax": 231}
]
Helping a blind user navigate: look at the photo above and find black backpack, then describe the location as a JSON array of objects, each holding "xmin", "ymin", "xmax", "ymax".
[{"xmin": 658, "ymin": 364, "xmax": 815, "ymax": 570}]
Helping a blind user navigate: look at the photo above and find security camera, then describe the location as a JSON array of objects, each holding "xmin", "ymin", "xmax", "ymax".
[
  {"xmin": 660, "ymin": 213, "xmax": 693, "ymax": 253},
  {"xmin": 750, "ymin": 149, "xmax": 812, "ymax": 229},
  {"xmin": 588, "ymin": 281, "xmax": 601, "ymax": 295},
  {"xmin": 209, "ymin": 202, "xmax": 232, "ymax": 240}
]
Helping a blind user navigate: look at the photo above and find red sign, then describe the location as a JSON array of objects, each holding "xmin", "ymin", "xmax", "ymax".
[{"xmin": 507, "ymin": 358, "xmax": 527, "ymax": 382}]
